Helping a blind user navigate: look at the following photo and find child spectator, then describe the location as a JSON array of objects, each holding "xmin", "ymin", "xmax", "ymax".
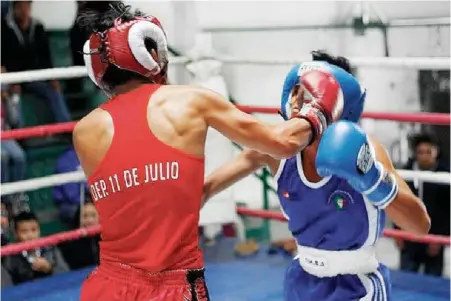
[
  {"xmin": 1, "ymin": 202, "xmax": 11, "ymax": 246},
  {"xmin": 2, "ymin": 212, "xmax": 69, "ymax": 284},
  {"xmin": 60, "ymin": 201, "xmax": 100, "ymax": 270}
]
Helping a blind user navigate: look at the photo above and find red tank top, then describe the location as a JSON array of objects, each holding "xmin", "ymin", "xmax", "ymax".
[{"xmin": 87, "ymin": 84, "xmax": 205, "ymax": 272}]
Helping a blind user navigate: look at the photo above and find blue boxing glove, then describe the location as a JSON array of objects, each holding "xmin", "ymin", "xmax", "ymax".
[{"xmin": 315, "ymin": 121, "xmax": 398, "ymax": 209}]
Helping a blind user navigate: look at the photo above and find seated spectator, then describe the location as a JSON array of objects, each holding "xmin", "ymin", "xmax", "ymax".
[
  {"xmin": 2, "ymin": 212, "xmax": 69, "ymax": 284},
  {"xmin": 1, "ymin": 1, "xmax": 71, "ymax": 123},
  {"xmin": 396, "ymin": 133, "xmax": 450, "ymax": 277},
  {"xmin": 53, "ymin": 145, "xmax": 89, "ymax": 224},
  {"xmin": 1, "ymin": 265, "xmax": 13, "ymax": 288},
  {"xmin": 1, "ymin": 83, "xmax": 28, "ymax": 213},
  {"xmin": 1, "ymin": 202, "xmax": 11, "ymax": 246},
  {"xmin": 60, "ymin": 200, "xmax": 100, "ymax": 270},
  {"xmin": 1, "ymin": 0, "xmax": 10, "ymax": 19},
  {"xmin": 1, "ymin": 203, "xmax": 13, "ymax": 289}
]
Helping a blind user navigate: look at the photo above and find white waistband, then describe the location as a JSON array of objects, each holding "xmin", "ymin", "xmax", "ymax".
[{"xmin": 296, "ymin": 245, "xmax": 379, "ymax": 278}]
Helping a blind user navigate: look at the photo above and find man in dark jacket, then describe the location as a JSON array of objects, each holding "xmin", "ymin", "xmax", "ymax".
[
  {"xmin": 1, "ymin": 1, "xmax": 71, "ymax": 123},
  {"xmin": 396, "ymin": 133, "xmax": 450, "ymax": 276},
  {"xmin": 1, "ymin": 82, "xmax": 29, "ymax": 212},
  {"xmin": 3, "ymin": 212, "xmax": 69, "ymax": 284}
]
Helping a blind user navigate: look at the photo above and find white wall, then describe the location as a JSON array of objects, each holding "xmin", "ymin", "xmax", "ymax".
[
  {"xmin": 193, "ymin": 1, "xmax": 450, "ymax": 148},
  {"xmin": 191, "ymin": 1, "xmax": 449, "ymax": 208}
]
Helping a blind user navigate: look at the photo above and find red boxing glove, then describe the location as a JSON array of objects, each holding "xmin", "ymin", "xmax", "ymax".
[{"xmin": 293, "ymin": 70, "xmax": 343, "ymax": 143}]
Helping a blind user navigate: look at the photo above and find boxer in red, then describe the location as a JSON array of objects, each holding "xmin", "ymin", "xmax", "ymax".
[{"xmin": 73, "ymin": 2, "xmax": 343, "ymax": 300}]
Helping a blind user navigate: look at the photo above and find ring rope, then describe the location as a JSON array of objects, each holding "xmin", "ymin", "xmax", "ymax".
[
  {"xmin": 218, "ymin": 56, "xmax": 451, "ymax": 69},
  {"xmin": 1, "ymin": 171, "xmax": 85, "ymax": 195},
  {"xmin": 1, "ymin": 61, "xmax": 449, "ymax": 256},
  {"xmin": 1, "ymin": 56, "xmax": 449, "ymax": 84},
  {"xmin": 1, "ymin": 207, "xmax": 449, "ymax": 257},
  {"xmin": 1, "ymin": 225, "xmax": 101, "ymax": 257},
  {"xmin": 0, "ymin": 104, "xmax": 449, "ymax": 195},
  {"xmin": 237, "ymin": 106, "xmax": 450, "ymax": 125},
  {"xmin": 235, "ymin": 207, "xmax": 451, "ymax": 245},
  {"xmin": 1, "ymin": 121, "xmax": 77, "ymax": 141},
  {"xmin": 1, "ymin": 168, "xmax": 449, "ymax": 196},
  {"xmin": 0, "ymin": 110, "xmax": 449, "ymax": 142}
]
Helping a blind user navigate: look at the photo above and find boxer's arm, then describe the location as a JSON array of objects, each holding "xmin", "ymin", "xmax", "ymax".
[
  {"xmin": 197, "ymin": 89, "xmax": 312, "ymax": 158},
  {"xmin": 203, "ymin": 149, "xmax": 279, "ymax": 206},
  {"xmin": 370, "ymin": 137, "xmax": 431, "ymax": 235}
]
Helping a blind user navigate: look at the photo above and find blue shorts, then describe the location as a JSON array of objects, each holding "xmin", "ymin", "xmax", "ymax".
[{"xmin": 284, "ymin": 259, "xmax": 391, "ymax": 301}]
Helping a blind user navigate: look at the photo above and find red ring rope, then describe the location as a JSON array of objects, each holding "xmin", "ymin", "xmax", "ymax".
[
  {"xmin": 1, "ymin": 109, "xmax": 449, "ymax": 141},
  {"xmin": 1, "ymin": 105, "xmax": 449, "ymax": 254},
  {"xmin": 236, "ymin": 106, "xmax": 450, "ymax": 125},
  {"xmin": 1, "ymin": 207, "xmax": 449, "ymax": 257},
  {"xmin": 236, "ymin": 207, "xmax": 451, "ymax": 245},
  {"xmin": 1, "ymin": 225, "xmax": 101, "ymax": 257}
]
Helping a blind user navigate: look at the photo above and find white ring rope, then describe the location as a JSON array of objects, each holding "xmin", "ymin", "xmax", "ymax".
[
  {"xmin": 0, "ymin": 56, "xmax": 449, "ymax": 195},
  {"xmin": 1, "ymin": 56, "xmax": 449, "ymax": 84},
  {"xmin": 0, "ymin": 169, "xmax": 449, "ymax": 196},
  {"xmin": 219, "ymin": 57, "xmax": 450, "ymax": 69},
  {"xmin": 1, "ymin": 171, "xmax": 85, "ymax": 196}
]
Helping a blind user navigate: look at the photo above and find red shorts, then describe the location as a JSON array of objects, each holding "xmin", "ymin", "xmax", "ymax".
[{"xmin": 80, "ymin": 262, "xmax": 209, "ymax": 301}]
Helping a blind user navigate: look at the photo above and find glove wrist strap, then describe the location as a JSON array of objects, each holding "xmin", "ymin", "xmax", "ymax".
[
  {"xmin": 364, "ymin": 162, "xmax": 398, "ymax": 209},
  {"xmin": 294, "ymin": 104, "xmax": 328, "ymax": 145}
]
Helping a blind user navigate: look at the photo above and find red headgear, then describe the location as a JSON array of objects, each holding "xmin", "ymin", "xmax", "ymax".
[{"xmin": 83, "ymin": 16, "xmax": 168, "ymax": 94}]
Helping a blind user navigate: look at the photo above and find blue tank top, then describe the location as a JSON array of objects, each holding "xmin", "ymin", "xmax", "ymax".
[{"xmin": 275, "ymin": 153, "xmax": 385, "ymax": 251}]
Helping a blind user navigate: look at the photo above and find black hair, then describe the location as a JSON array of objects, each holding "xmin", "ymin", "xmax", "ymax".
[
  {"xmin": 411, "ymin": 133, "xmax": 439, "ymax": 150},
  {"xmin": 77, "ymin": 1, "xmax": 157, "ymax": 89},
  {"xmin": 13, "ymin": 211, "xmax": 38, "ymax": 230},
  {"xmin": 12, "ymin": 1, "xmax": 32, "ymax": 8},
  {"xmin": 311, "ymin": 50, "xmax": 353, "ymax": 75},
  {"xmin": 77, "ymin": 1, "xmax": 145, "ymax": 33}
]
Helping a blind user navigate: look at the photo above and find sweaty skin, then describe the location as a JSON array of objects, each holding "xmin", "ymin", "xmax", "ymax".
[
  {"xmin": 73, "ymin": 82, "xmax": 313, "ymax": 177},
  {"xmin": 203, "ymin": 89, "xmax": 430, "ymax": 236}
]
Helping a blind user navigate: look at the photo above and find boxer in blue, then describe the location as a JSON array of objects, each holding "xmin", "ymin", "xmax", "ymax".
[{"xmin": 203, "ymin": 51, "xmax": 431, "ymax": 301}]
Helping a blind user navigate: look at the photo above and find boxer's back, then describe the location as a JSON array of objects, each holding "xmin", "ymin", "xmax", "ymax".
[{"xmin": 74, "ymin": 84, "xmax": 206, "ymax": 272}]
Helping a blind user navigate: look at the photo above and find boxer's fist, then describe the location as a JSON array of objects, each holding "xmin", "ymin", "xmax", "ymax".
[
  {"xmin": 315, "ymin": 121, "xmax": 398, "ymax": 209},
  {"xmin": 295, "ymin": 70, "xmax": 343, "ymax": 143}
]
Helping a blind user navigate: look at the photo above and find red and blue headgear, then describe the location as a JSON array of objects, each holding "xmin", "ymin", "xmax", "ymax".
[
  {"xmin": 280, "ymin": 62, "xmax": 366, "ymax": 122},
  {"xmin": 83, "ymin": 16, "xmax": 168, "ymax": 95}
]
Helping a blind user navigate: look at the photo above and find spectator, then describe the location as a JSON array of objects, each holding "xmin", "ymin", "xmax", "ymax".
[
  {"xmin": 1, "ymin": 82, "xmax": 29, "ymax": 213},
  {"xmin": 53, "ymin": 145, "xmax": 89, "ymax": 224},
  {"xmin": 396, "ymin": 133, "xmax": 450, "ymax": 277},
  {"xmin": 1, "ymin": 0, "xmax": 11, "ymax": 19},
  {"xmin": 1, "ymin": 265, "xmax": 13, "ymax": 288},
  {"xmin": 1, "ymin": 203, "xmax": 13, "ymax": 289},
  {"xmin": 1, "ymin": 1, "xmax": 71, "ymax": 123},
  {"xmin": 67, "ymin": 1, "xmax": 91, "ymax": 94},
  {"xmin": 1, "ymin": 202, "xmax": 12, "ymax": 246},
  {"xmin": 2, "ymin": 212, "xmax": 69, "ymax": 284},
  {"xmin": 69, "ymin": 1, "xmax": 89, "ymax": 67},
  {"xmin": 60, "ymin": 200, "xmax": 100, "ymax": 270}
]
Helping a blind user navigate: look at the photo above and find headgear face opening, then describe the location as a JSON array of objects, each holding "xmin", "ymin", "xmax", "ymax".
[
  {"xmin": 83, "ymin": 16, "xmax": 168, "ymax": 96},
  {"xmin": 280, "ymin": 62, "xmax": 366, "ymax": 123}
]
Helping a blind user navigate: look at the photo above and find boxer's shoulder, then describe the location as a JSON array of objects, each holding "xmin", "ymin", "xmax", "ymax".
[
  {"xmin": 73, "ymin": 109, "xmax": 114, "ymax": 176},
  {"xmin": 73, "ymin": 109, "xmax": 113, "ymax": 150},
  {"xmin": 154, "ymin": 84, "xmax": 227, "ymax": 113},
  {"xmin": 150, "ymin": 84, "xmax": 205, "ymax": 106},
  {"xmin": 75, "ymin": 109, "xmax": 112, "ymax": 135}
]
